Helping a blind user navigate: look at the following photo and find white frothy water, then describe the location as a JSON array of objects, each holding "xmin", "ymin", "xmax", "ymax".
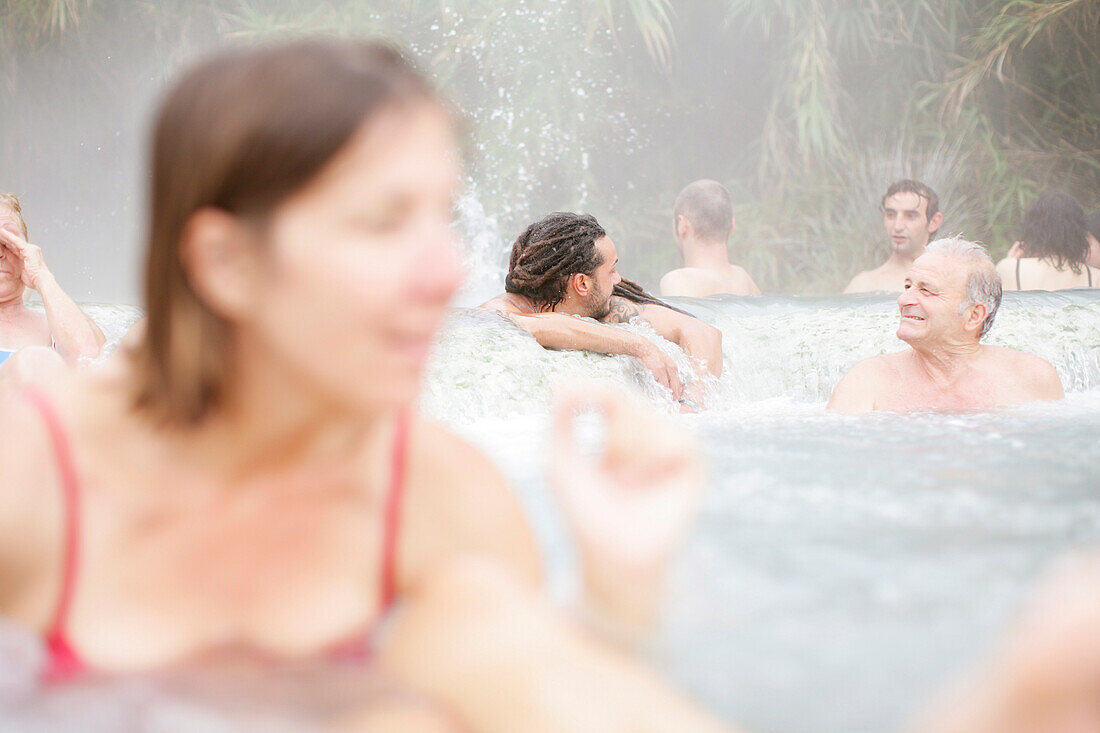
[
  {"xmin": 422, "ymin": 289, "xmax": 1100, "ymax": 422},
  {"xmin": 6, "ymin": 287, "xmax": 1100, "ymax": 731},
  {"xmin": 419, "ymin": 287, "xmax": 1100, "ymax": 733},
  {"xmin": 453, "ymin": 190, "xmax": 509, "ymax": 308}
]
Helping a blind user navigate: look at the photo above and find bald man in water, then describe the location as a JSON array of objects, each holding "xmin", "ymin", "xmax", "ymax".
[
  {"xmin": 828, "ymin": 237, "xmax": 1063, "ymax": 413},
  {"xmin": 659, "ymin": 180, "xmax": 760, "ymax": 297}
]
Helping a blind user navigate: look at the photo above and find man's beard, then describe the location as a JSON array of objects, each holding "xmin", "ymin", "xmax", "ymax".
[
  {"xmin": 894, "ymin": 234, "xmax": 927, "ymax": 259},
  {"xmin": 585, "ymin": 281, "xmax": 612, "ymax": 320}
]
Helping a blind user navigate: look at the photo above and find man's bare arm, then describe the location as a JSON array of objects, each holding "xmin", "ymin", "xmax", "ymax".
[
  {"xmin": 481, "ymin": 300, "xmax": 683, "ymax": 399},
  {"xmin": 606, "ymin": 297, "xmax": 723, "ymax": 378}
]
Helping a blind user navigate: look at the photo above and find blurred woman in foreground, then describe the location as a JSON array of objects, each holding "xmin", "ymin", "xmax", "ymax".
[
  {"xmin": 0, "ymin": 40, "xmax": 726, "ymax": 731},
  {"xmin": 997, "ymin": 192, "xmax": 1099, "ymax": 290}
]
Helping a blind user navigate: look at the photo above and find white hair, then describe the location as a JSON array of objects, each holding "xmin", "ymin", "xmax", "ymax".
[{"xmin": 925, "ymin": 236, "xmax": 1002, "ymax": 338}]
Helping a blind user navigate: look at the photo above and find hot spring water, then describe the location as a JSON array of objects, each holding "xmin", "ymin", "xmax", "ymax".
[{"xmin": 4, "ymin": 288, "xmax": 1099, "ymax": 731}]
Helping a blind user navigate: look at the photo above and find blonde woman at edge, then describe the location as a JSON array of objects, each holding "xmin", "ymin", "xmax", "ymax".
[{"xmin": 0, "ymin": 194, "xmax": 105, "ymax": 393}]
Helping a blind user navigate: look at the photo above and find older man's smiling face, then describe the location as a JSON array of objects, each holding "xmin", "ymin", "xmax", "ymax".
[{"xmin": 896, "ymin": 252, "xmax": 970, "ymax": 347}]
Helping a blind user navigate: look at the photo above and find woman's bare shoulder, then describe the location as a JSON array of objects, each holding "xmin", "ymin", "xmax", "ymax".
[
  {"xmin": 402, "ymin": 415, "xmax": 541, "ymax": 586},
  {"xmin": 407, "ymin": 417, "xmax": 496, "ymax": 479},
  {"xmin": 0, "ymin": 381, "xmax": 67, "ymax": 626}
]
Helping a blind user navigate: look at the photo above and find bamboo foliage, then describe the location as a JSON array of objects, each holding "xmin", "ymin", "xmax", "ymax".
[
  {"xmin": 1, "ymin": 0, "xmax": 1097, "ymax": 293},
  {"xmin": 592, "ymin": 0, "xmax": 675, "ymax": 69}
]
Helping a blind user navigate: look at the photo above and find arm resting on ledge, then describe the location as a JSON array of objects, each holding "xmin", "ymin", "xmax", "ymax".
[
  {"xmin": 606, "ymin": 297, "xmax": 723, "ymax": 378},
  {"xmin": 489, "ymin": 306, "xmax": 684, "ymax": 400}
]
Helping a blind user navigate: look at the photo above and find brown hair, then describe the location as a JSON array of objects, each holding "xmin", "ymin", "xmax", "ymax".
[
  {"xmin": 1019, "ymin": 192, "xmax": 1089, "ymax": 273},
  {"xmin": 0, "ymin": 193, "xmax": 29, "ymax": 238},
  {"xmin": 882, "ymin": 179, "xmax": 940, "ymax": 220},
  {"xmin": 130, "ymin": 39, "xmax": 436, "ymax": 424},
  {"xmin": 673, "ymin": 179, "xmax": 732, "ymax": 242}
]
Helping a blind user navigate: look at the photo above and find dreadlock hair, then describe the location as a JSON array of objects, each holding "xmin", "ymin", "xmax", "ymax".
[
  {"xmin": 505, "ymin": 211, "xmax": 686, "ymax": 314},
  {"xmin": 506, "ymin": 212, "xmax": 604, "ymax": 311},
  {"xmin": 612, "ymin": 277, "xmax": 682, "ymax": 310}
]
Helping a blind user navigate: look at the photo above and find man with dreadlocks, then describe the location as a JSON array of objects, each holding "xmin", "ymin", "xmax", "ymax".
[{"xmin": 480, "ymin": 212, "xmax": 722, "ymax": 407}]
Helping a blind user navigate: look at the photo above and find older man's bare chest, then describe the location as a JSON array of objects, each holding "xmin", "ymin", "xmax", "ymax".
[{"xmin": 873, "ymin": 356, "xmax": 1003, "ymax": 412}]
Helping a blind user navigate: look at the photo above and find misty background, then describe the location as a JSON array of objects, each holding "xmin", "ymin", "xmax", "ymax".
[{"xmin": 2, "ymin": 0, "xmax": 1098, "ymax": 305}]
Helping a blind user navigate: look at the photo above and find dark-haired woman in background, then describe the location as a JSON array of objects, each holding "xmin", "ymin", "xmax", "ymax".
[
  {"xmin": 1085, "ymin": 210, "xmax": 1100, "ymax": 270},
  {"xmin": 997, "ymin": 192, "xmax": 1100, "ymax": 291}
]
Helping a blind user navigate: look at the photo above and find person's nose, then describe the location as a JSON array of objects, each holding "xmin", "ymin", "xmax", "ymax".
[
  {"xmin": 612, "ymin": 271, "xmax": 622, "ymax": 286},
  {"xmin": 898, "ymin": 288, "xmax": 914, "ymax": 308}
]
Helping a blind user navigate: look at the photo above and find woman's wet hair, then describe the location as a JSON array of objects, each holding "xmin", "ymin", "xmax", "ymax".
[
  {"xmin": 506, "ymin": 211, "xmax": 682, "ymax": 313},
  {"xmin": 1018, "ymin": 192, "xmax": 1089, "ymax": 273},
  {"xmin": 1086, "ymin": 211, "xmax": 1100, "ymax": 243},
  {"xmin": 0, "ymin": 193, "xmax": 29, "ymax": 238},
  {"xmin": 131, "ymin": 39, "xmax": 437, "ymax": 424}
]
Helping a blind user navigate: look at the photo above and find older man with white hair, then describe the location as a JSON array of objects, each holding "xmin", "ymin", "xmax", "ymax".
[{"xmin": 828, "ymin": 236, "xmax": 1064, "ymax": 413}]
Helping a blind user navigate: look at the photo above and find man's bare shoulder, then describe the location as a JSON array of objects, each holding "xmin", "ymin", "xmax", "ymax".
[
  {"xmin": 981, "ymin": 344, "xmax": 1050, "ymax": 369},
  {"xmin": 660, "ymin": 266, "xmax": 757, "ymax": 297},
  {"xmin": 659, "ymin": 268, "xmax": 694, "ymax": 296},
  {"xmin": 840, "ymin": 263, "xmax": 902, "ymax": 294},
  {"xmin": 981, "ymin": 345, "xmax": 1063, "ymax": 396},
  {"xmin": 826, "ymin": 350, "xmax": 911, "ymax": 413},
  {"xmin": 728, "ymin": 265, "xmax": 762, "ymax": 295},
  {"xmin": 479, "ymin": 293, "xmax": 535, "ymax": 315},
  {"xmin": 843, "ymin": 268, "xmax": 874, "ymax": 294},
  {"xmin": 604, "ymin": 295, "xmax": 645, "ymax": 323},
  {"xmin": 849, "ymin": 351, "xmax": 904, "ymax": 378}
]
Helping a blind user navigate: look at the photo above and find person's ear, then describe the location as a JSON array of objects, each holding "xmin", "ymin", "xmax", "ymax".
[
  {"xmin": 965, "ymin": 302, "xmax": 988, "ymax": 334},
  {"xmin": 568, "ymin": 271, "xmax": 590, "ymax": 298},
  {"xmin": 179, "ymin": 207, "xmax": 263, "ymax": 321},
  {"xmin": 928, "ymin": 211, "xmax": 943, "ymax": 235},
  {"xmin": 729, "ymin": 216, "xmax": 736, "ymax": 237},
  {"xmin": 675, "ymin": 214, "xmax": 692, "ymax": 240}
]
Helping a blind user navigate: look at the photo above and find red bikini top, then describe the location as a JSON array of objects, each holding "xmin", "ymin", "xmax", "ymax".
[{"xmin": 22, "ymin": 385, "xmax": 411, "ymax": 683}]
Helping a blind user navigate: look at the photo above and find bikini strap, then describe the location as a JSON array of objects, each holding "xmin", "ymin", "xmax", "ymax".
[
  {"xmin": 22, "ymin": 385, "xmax": 82, "ymax": 644},
  {"xmin": 1015, "ymin": 257, "xmax": 1022, "ymax": 290},
  {"xmin": 378, "ymin": 410, "xmax": 411, "ymax": 610}
]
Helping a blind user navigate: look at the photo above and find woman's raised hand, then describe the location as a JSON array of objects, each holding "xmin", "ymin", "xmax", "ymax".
[
  {"xmin": 549, "ymin": 380, "xmax": 703, "ymax": 637},
  {"xmin": 0, "ymin": 227, "xmax": 48, "ymax": 290}
]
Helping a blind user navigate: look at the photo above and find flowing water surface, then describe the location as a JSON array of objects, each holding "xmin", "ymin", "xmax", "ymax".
[{"xmin": 3, "ymin": 289, "xmax": 1099, "ymax": 732}]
